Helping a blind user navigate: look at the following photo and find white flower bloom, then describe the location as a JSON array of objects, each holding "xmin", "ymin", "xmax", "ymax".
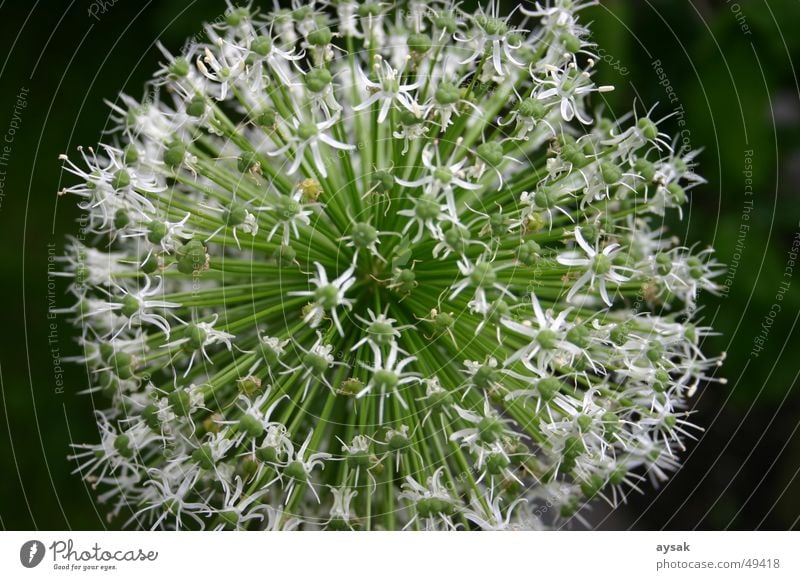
[
  {"xmin": 195, "ymin": 42, "xmax": 248, "ymax": 100},
  {"xmin": 449, "ymin": 257, "xmax": 514, "ymax": 313},
  {"xmin": 464, "ymin": 494, "xmax": 527, "ymax": 531},
  {"xmin": 131, "ymin": 468, "xmax": 209, "ymax": 530},
  {"xmin": 357, "ymin": 341, "xmax": 420, "ymax": 423},
  {"xmin": 328, "ymin": 486, "xmax": 358, "ymax": 528},
  {"xmin": 396, "ymin": 143, "xmax": 483, "ymax": 218},
  {"xmin": 397, "ymin": 194, "xmax": 448, "ymax": 243},
  {"xmin": 207, "ymin": 476, "xmax": 268, "ymax": 530},
  {"xmin": 282, "ymin": 333, "xmax": 342, "ymax": 400},
  {"xmin": 535, "ymin": 62, "xmax": 613, "ymax": 124},
  {"xmin": 288, "ymin": 261, "xmax": 356, "ymax": 336},
  {"xmin": 353, "ymin": 58, "xmax": 422, "ymax": 123},
  {"xmin": 244, "ymin": 31, "xmax": 305, "ymax": 87},
  {"xmin": 400, "ymin": 468, "xmax": 461, "ymax": 530},
  {"xmin": 557, "ymin": 227, "xmax": 632, "ymax": 306},
  {"xmin": 269, "ymin": 114, "xmax": 355, "ymax": 178},
  {"xmin": 501, "ymin": 292, "xmax": 583, "ymax": 373},
  {"xmin": 282, "ymin": 430, "xmax": 333, "ymax": 503},
  {"xmin": 454, "ymin": 2, "xmax": 525, "ymax": 79},
  {"xmin": 94, "ymin": 276, "xmax": 181, "ymax": 339},
  {"xmin": 256, "ymin": 190, "xmax": 317, "ymax": 245},
  {"xmin": 350, "ymin": 308, "xmax": 408, "ymax": 358}
]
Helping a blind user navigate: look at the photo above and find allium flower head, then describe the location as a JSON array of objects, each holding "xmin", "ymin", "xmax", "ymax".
[{"xmin": 59, "ymin": 0, "xmax": 724, "ymax": 530}]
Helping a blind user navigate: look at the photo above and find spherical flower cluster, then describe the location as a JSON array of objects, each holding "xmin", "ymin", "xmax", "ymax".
[{"xmin": 59, "ymin": 0, "xmax": 724, "ymax": 530}]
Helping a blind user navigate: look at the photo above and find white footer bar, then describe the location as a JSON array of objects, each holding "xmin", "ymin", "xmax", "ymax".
[{"xmin": 1, "ymin": 531, "xmax": 796, "ymax": 579}]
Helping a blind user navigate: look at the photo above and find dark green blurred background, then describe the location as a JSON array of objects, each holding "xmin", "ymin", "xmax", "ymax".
[{"xmin": 0, "ymin": 0, "xmax": 798, "ymax": 530}]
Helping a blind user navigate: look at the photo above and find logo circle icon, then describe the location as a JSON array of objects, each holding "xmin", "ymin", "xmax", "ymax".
[{"xmin": 19, "ymin": 540, "xmax": 45, "ymax": 568}]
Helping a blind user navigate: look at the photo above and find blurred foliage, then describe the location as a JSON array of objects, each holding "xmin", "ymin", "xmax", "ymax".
[{"xmin": 0, "ymin": 0, "xmax": 797, "ymax": 530}]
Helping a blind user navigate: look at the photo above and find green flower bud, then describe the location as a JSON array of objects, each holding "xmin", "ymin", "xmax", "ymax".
[
  {"xmin": 433, "ymin": 12, "xmax": 458, "ymax": 33},
  {"xmin": 305, "ymin": 68, "xmax": 333, "ymax": 93},
  {"xmin": 580, "ymin": 473, "xmax": 606, "ymax": 499},
  {"xmin": 238, "ymin": 375, "xmax": 262, "ymax": 398},
  {"xmin": 634, "ymin": 158, "xmax": 656, "ymax": 182},
  {"xmin": 347, "ymin": 449, "xmax": 372, "ymax": 469},
  {"xmin": 667, "ymin": 182, "xmax": 686, "ymax": 204},
  {"xmin": 238, "ymin": 414, "xmax": 265, "ymax": 438},
  {"xmin": 307, "ymin": 27, "xmax": 333, "ymax": 46},
  {"xmin": 114, "ymin": 434, "xmax": 134, "ymax": 459},
  {"xmin": 435, "ymin": 82, "xmax": 461, "ymax": 105},
  {"xmin": 187, "ymin": 94, "xmax": 206, "ymax": 117},
  {"xmin": 517, "ymin": 97, "xmax": 546, "ymax": 119},
  {"xmin": 478, "ymin": 416, "xmax": 504, "ymax": 443},
  {"xmin": 285, "ymin": 461, "xmax": 307, "ymax": 481},
  {"xmin": 303, "ymin": 352, "xmax": 330, "ymax": 374},
  {"xmin": 350, "ymin": 222, "xmax": 378, "ymax": 249},
  {"xmin": 371, "ymin": 170, "xmax": 394, "ymax": 193},
  {"xmin": 163, "ymin": 140, "xmax": 186, "ymax": 168},
  {"xmin": 646, "ymin": 341, "xmax": 664, "ymax": 362},
  {"xmin": 186, "ymin": 324, "xmax": 207, "ymax": 351},
  {"xmin": 517, "ymin": 240, "xmax": 541, "ymax": 266},
  {"xmin": 111, "ymin": 169, "xmax": 130, "ymax": 190},
  {"xmin": 600, "ymin": 162, "xmax": 622, "ymax": 184},
  {"xmin": 337, "ymin": 378, "xmax": 364, "ymax": 397},
  {"xmin": 560, "ymin": 142, "xmax": 587, "ymax": 167},
  {"xmin": 392, "ymin": 269, "xmax": 416, "ymax": 294},
  {"xmin": 357, "ymin": 3, "xmax": 382, "ymax": 18},
  {"xmin": 387, "ymin": 431, "xmax": 410, "ymax": 452},
  {"xmin": 373, "ymin": 369, "xmax": 399, "ymax": 390},
  {"xmin": 686, "ymin": 256, "xmax": 704, "ymax": 279},
  {"xmin": 297, "ymin": 121, "xmax": 318, "ymax": 140},
  {"xmin": 140, "ymin": 253, "xmax": 159, "ymax": 274},
  {"xmin": 238, "ymin": 151, "xmax": 260, "ymax": 173},
  {"xmin": 123, "ymin": 144, "xmax": 139, "ymax": 164},
  {"xmin": 638, "ymin": 117, "xmax": 659, "ymax": 141},
  {"xmin": 256, "ymin": 109, "xmax": 277, "ymax": 129},
  {"xmin": 225, "ymin": 7, "xmax": 249, "ymax": 27},
  {"xmin": 567, "ymin": 324, "xmax": 591, "ymax": 348},
  {"xmin": 168, "ymin": 57, "xmax": 189, "ymax": 78},
  {"xmin": 176, "ymin": 240, "xmax": 208, "ymax": 275},
  {"xmin": 476, "ymin": 141, "xmax": 504, "ymax": 167},
  {"xmin": 538, "ymin": 378, "xmax": 562, "ymax": 401},
  {"xmin": 398, "ymin": 109, "xmax": 423, "ymax": 126},
  {"xmin": 653, "ymin": 369, "xmax": 671, "ymax": 393},
  {"xmin": 469, "ymin": 262, "xmax": 497, "ymax": 287},
  {"xmin": 407, "ymin": 33, "xmax": 432, "ymax": 54},
  {"xmin": 169, "ymin": 390, "xmax": 193, "ymax": 416},
  {"xmin": 256, "ymin": 445, "xmax": 279, "ymax": 464},
  {"xmin": 576, "ymin": 414, "xmax": 593, "ymax": 433},
  {"xmin": 142, "ymin": 404, "xmax": 161, "ymax": 431},
  {"xmin": 147, "ymin": 221, "xmax": 169, "ymax": 244},
  {"xmin": 120, "ymin": 295, "xmax": 139, "ymax": 318},
  {"xmin": 192, "ymin": 445, "xmax": 215, "ymax": 470},
  {"xmin": 592, "ymin": 253, "xmax": 612, "ymax": 275},
  {"xmin": 224, "ymin": 203, "xmax": 247, "ymax": 226},
  {"xmin": 655, "ymin": 252, "xmax": 672, "ymax": 275},
  {"xmin": 431, "ymin": 310, "xmax": 454, "ymax": 335},
  {"xmin": 537, "ymin": 329, "xmax": 559, "ymax": 350},
  {"xmin": 486, "ymin": 452, "xmax": 511, "ymax": 474},
  {"xmin": 560, "ymin": 32, "xmax": 582, "ymax": 53}
]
